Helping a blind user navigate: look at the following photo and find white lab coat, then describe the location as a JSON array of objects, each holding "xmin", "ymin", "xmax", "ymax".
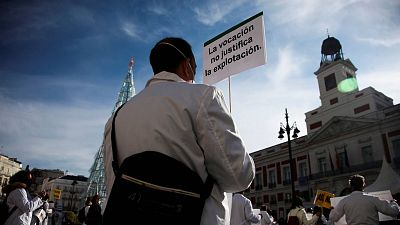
[
  {"xmin": 5, "ymin": 188, "xmax": 43, "ymax": 225},
  {"xmin": 230, "ymin": 193, "xmax": 261, "ymax": 225},
  {"xmin": 103, "ymin": 71, "xmax": 255, "ymax": 225}
]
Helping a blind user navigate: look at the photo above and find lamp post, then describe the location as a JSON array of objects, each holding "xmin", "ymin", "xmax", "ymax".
[
  {"xmin": 70, "ymin": 180, "xmax": 78, "ymax": 212},
  {"xmin": 278, "ymin": 108, "xmax": 300, "ymax": 203}
]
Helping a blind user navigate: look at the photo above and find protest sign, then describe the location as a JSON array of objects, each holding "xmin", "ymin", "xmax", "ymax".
[
  {"xmin": 53, "ymin": 188, "xmax": 62, "ymax": 199},
  {"xmin": 314, "ymin": 189, "xmax": 335, "ymax": 208},
  {"xmin": 203, "ymin": 12, "xmax": 266, "ymax": 85}
]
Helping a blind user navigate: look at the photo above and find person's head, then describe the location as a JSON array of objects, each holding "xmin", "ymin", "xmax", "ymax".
[
  {"xmin": 85, "ymin": 197, "xmax": 92, "ymax": 206},
  {"xmin": 349, "ymin": 174, "xmax": 365, "ymax": 191},
  {"xmin": 290, "ymin": 196, "xmax": 304, "ymax": 209},
  {"xmin": 150, "ymin": 37, "xmax": 196, "ymax": 83},
  {"xmin": 91, "ymin": 194, "xmax": 100, "ymax": 204},
  {"xmin": 9, "ymin": 170, "xmax": 33, "ymax": 188}
]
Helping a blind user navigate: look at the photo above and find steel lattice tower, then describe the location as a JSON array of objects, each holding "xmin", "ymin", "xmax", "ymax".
[{"xmin": 86, "ymin": 57, "xmax": 136, "ymax": 202}]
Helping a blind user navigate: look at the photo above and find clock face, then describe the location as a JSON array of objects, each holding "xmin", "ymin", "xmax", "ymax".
[{"xmin": 338, "ymin": 77, "xmax": 358, "ymax": 93}]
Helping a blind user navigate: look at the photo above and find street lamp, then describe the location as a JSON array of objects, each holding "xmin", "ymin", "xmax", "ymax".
[{"xmin": 278, "ymin": 108, "xmax": 300, "ymax": 203}]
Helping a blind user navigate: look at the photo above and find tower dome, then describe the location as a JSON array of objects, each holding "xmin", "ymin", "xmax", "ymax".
[{"xmin": 320, "ymin": 36, "xmax": 344, "ymax": 64}]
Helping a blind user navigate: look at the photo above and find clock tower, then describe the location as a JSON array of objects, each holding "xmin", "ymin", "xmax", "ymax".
[{"xmin": 305, "ymin": 36, "xmax": 393, "ymax": 135}]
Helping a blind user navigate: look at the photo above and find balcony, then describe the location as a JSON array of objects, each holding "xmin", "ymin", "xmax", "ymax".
[{"xmin": 309, "ymin": 160, "xmax": 382, "ymax": 180}]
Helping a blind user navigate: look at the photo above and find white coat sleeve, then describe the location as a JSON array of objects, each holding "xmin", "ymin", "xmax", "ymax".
[
  {"xmin": 244, "ymin": 198, "xmax": 261, "ymax": 223},
  {"xmin": 196, "ymin": 87, "xmax": 255, "ymax": 192},
  {"xmin": 8, "ymin": 188, "xmax": 43, "ymax": 213}
]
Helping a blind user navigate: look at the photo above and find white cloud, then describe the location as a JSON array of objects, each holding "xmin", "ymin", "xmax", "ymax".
[
  {"xmin": 121, "ymin": 22, "xmax": 141, "ymax": 39},
  {"xmin": 193, "ymin": 0, "xmax": 248, "ymax": 26},
  {"xmin": 358, "ymin": 68, "xmax": 400, "ymax": 105},
  {"xmin": 0, "ymin": 94, "xmax": 110, "ymax": 176},
  {"xmin": 147, "ymin": 4, "xmax": 169, "ymax": 16},
  {"xmin": 356, "ymin": 36, "xmax": 400, "ymax": 47}
]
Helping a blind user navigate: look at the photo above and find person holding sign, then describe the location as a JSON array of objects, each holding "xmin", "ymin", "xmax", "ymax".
[
  {"xmin": 329, "ymin": 174, "xmax": 400, "ymax": 225},
  {"xmin": 103, "ymin": 37, "xmax": 255, "ymax": 225}
]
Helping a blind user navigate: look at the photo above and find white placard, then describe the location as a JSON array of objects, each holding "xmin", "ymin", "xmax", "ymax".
[{"xmin": 203, "ymin": 12, "xmax": 266, "ymax": 85}]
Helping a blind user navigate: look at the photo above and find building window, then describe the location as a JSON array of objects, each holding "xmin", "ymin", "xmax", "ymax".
[
  {"xmin": 392, "ymin": 139, "xmax": 400, "ymax": 157},
  {"xmin": 318, "ymin": 157, "xmax": 327, "ymax": 173},
  {"xmin": 268, "ymin": 170, "xmax": 276, "ymax": 188},
  {"xmin": 310, "ymin": 121, "xmax": 322, "ymax": 130},
  {"xmin": 270, "ymin": 194, "xmax": 277, "ymax": 204},
  {"xmin": 324, "ymin": 73, "xmax": 337, "ymax": 91},
  {"xmin": 255, "ymin": 173, "xmax": 262, "ymax": 190},
  {"xmin": 277, "ymin": 193, "xmax": 284, "ymax": 202},
  {"xmin": 354, "ymin": 104, "xmax": 370, "ymax": 114},
  {"xmin": 337, "ymin": 152, "xmax": 349, "ymax": 168},
  {"xmin": 285, "ymin": 193, "xmax": 292, "ymax": 203},
  {"xmin": 330, "ymin": 97, "xmax": 338, "ymax": 105},
  {"xmin": 299, "ymin": 162, "xmax": 308, "ymax": 177},
  {"xmin": 355, "ymin": 93, "xmax": 364, "ymax": 98},
  {"xmin": 283, "ymin": 166, "xmax": 291, "ymax": 185},
  {"xmin": 257, "ymin": 196, "xmax": 263, "ymax": 206},
  {"xmin": 263, "ymin": 195, "xmax": 269, "ymax": 203},
  {"xmin": 361, "ymin": 146, "xmax": 374, "ymax": 163}
]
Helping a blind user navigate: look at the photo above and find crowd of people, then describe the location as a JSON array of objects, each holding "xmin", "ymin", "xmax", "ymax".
[
  {"xmin": 229, "ymin": 174, "xmax": 399, "ymax": 225},
  {"xmin": 2, "ymin": 169, "xmax": 103, "ymax": 225}
]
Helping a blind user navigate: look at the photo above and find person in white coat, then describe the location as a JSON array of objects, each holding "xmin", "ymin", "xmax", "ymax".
[
  {"xmin": 230, "ymin": 192, "xmax": 261, "ymax": 225},
  {"xmin": 329, "ymin": 174, "xmax": 400, "ymax": 225},
  {"xmin": 3, "ymin": 170, "xmax": 47, "ymax": 225},
  {"xmin": 259, "ymin": 205, "xmax": 276, "ymax": 225},
  {"xmin": 103, "ymin": 37, "xmax": 255, "ymax": 225}
]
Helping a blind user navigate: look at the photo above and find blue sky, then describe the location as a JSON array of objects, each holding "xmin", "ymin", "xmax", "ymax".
[{"xmin": 1, "ymin": 0, "xmax": 399, "ymax": 177}]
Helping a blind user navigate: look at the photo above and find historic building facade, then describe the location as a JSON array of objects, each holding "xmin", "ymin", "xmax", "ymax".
[
  {"xmin": 42, "ymin": 175, "xmax": 89, "ymax": 213},
  {"xmin": 247, "ymin": 36, "xmax": 400, "ymax": 221},
  {"xmin": 0, "ymin": 154, "xmax": 22, "ymax": 195}
]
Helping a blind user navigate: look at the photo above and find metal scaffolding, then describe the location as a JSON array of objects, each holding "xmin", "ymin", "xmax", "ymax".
[{"xmin": 86, "ymin": 57, "xmax": 136, "ymax": 203}]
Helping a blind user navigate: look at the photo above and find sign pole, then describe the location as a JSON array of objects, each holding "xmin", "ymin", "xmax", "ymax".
[{"xmin": 228, "ymin": 76, "xmax": 232, "ymax": 113}]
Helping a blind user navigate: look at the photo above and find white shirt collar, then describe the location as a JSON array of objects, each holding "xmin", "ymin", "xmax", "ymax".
[{"xmin": 145, "ymin": 71, "xmax": 186, "ymax": 87}]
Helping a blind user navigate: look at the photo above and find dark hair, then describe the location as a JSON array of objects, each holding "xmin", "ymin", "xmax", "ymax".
[
  {"xmin": 290, "ymin": 196, "xmax": 304, "ymax": 209},
  {"xmin": 9, "ymin": 170, "xmax": 32, "ymax": 185},
  {"xmin": 313, "ymin": 206, "xmax": 322, "ymax": 214},
  {"xmin": 349, "ymin": 174, "xmax": 365, "ymax": 191},
  {"xmin": 85, "ymin": 197, "xmax": 92, "ymax": 205},
  {"xmin": 91, "ymin": 194, "xmax": 100, "ymax": 204},
  {"xmin": 149, "ymin": 37, "xmax": 194, "ymax": 74}
]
